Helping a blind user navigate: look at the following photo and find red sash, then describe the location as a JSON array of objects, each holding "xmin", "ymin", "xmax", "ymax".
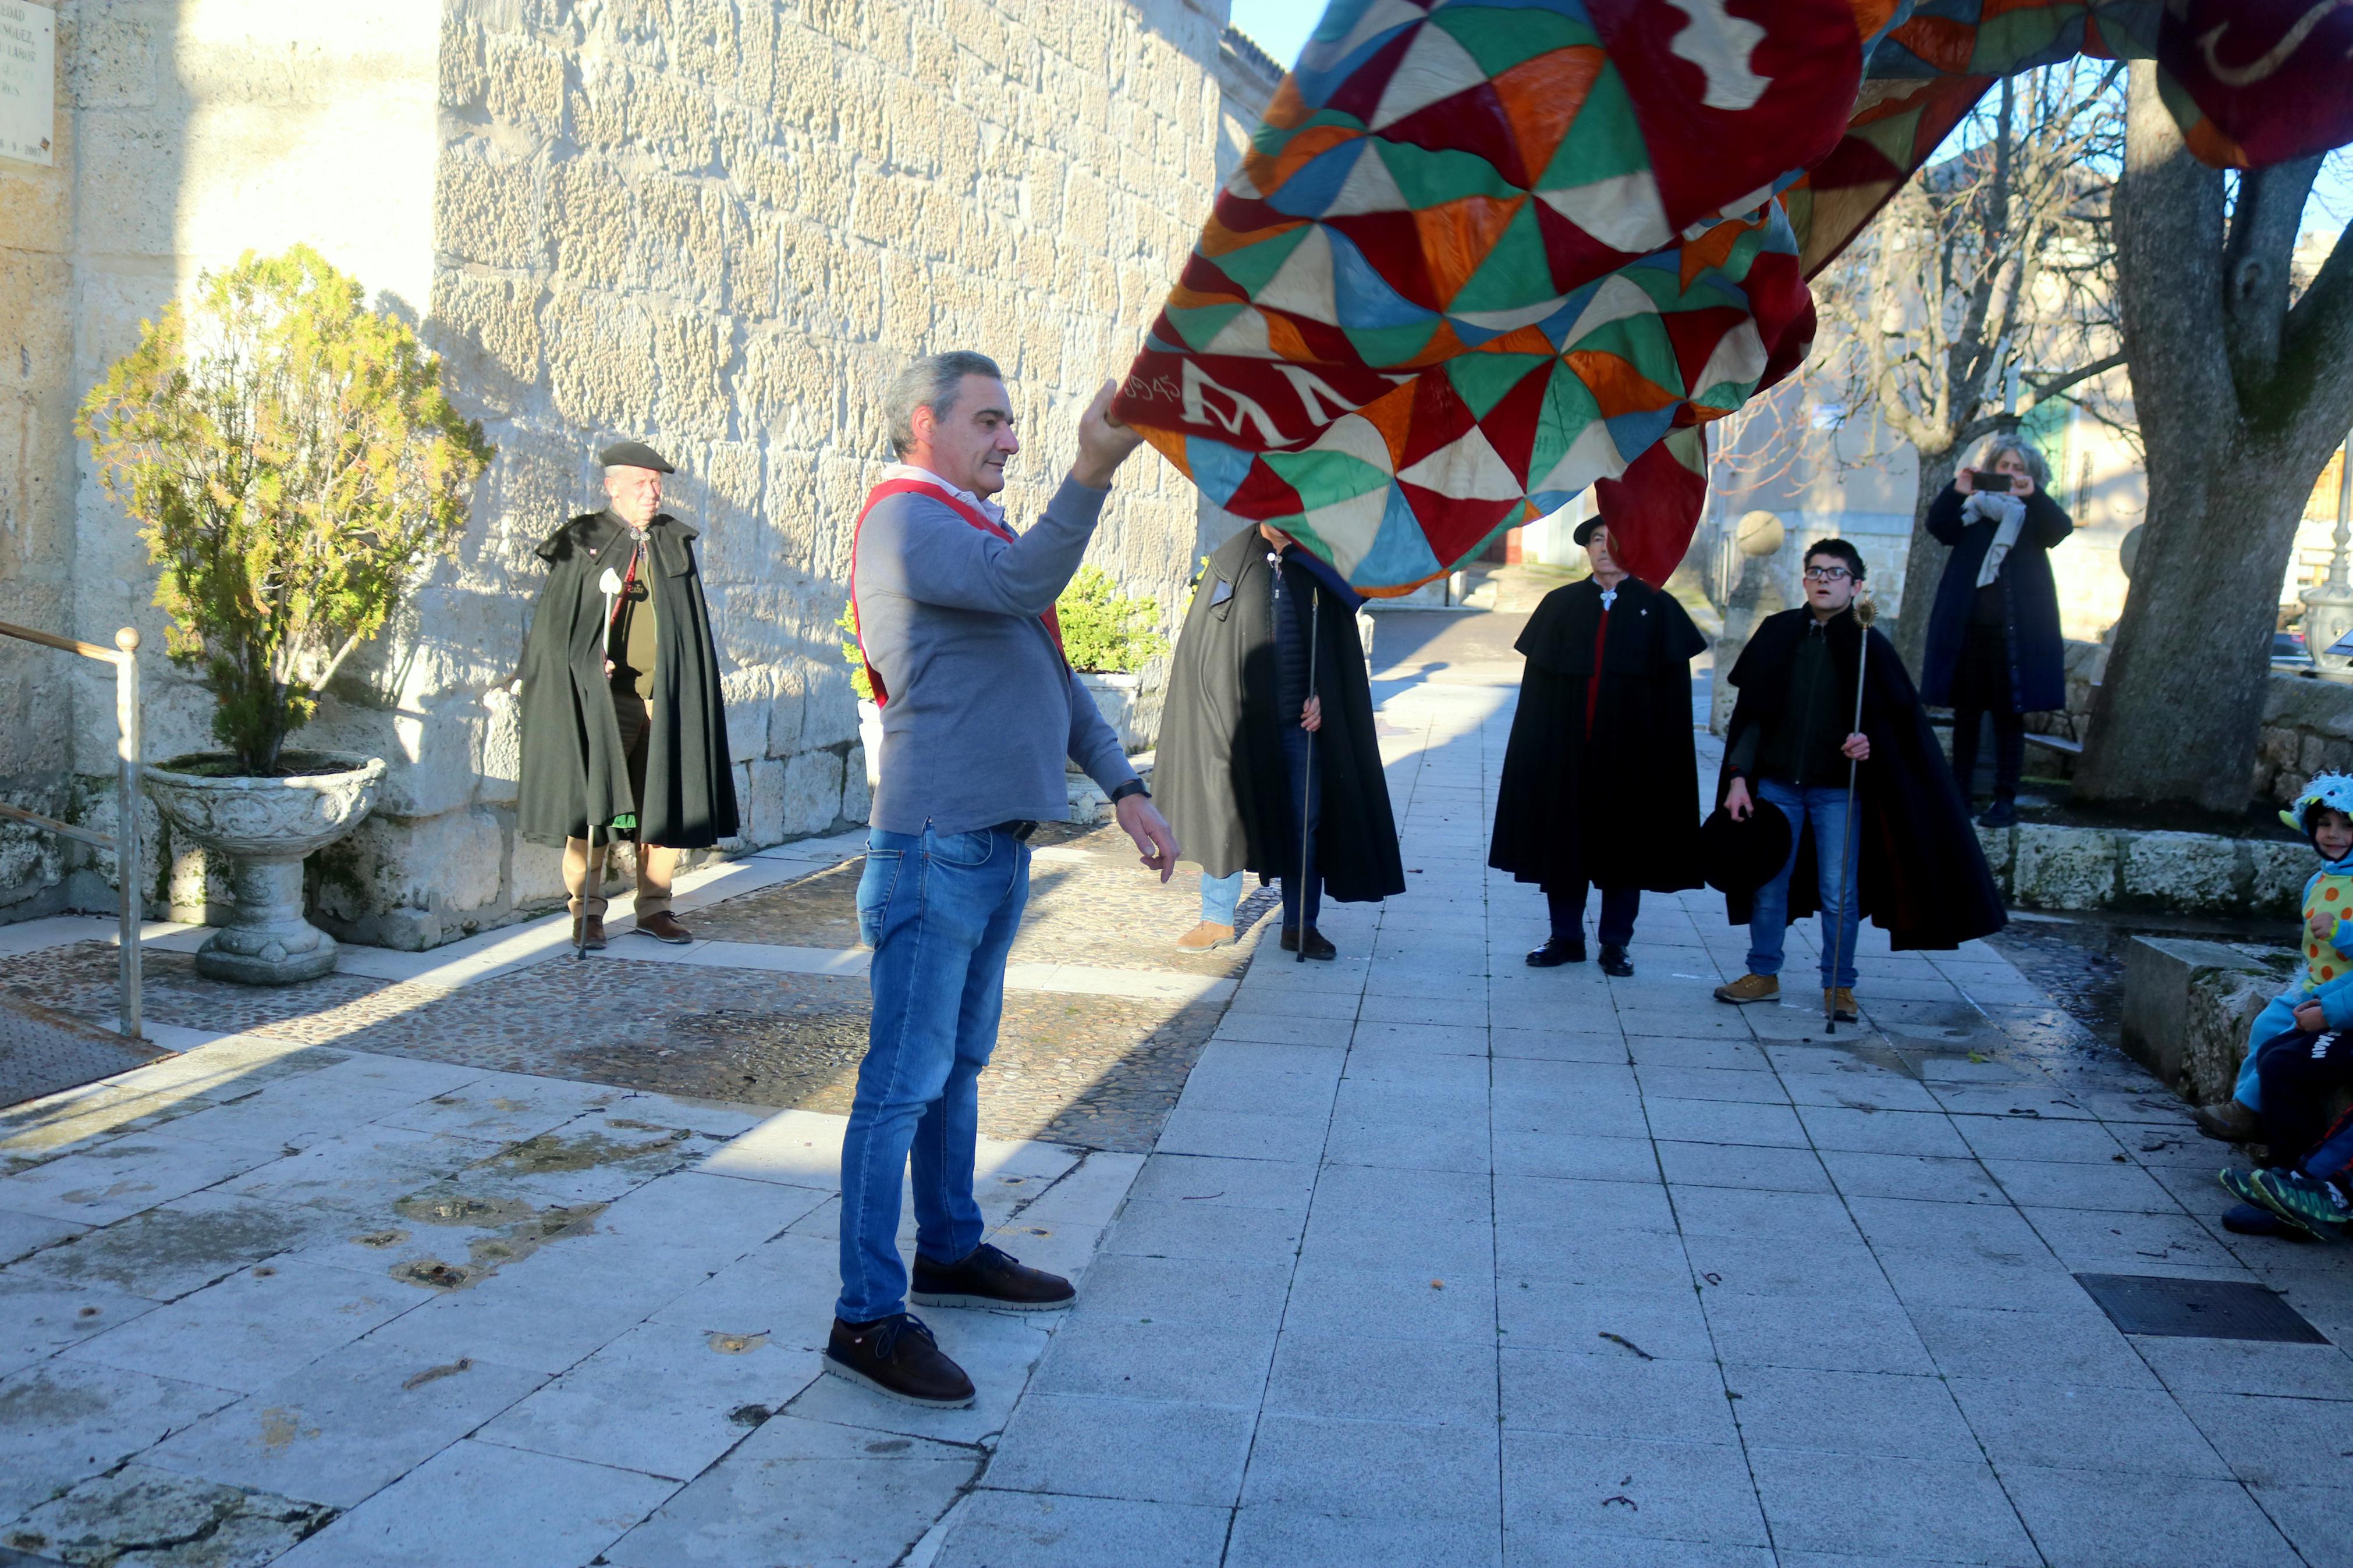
[{"xmin": 849, "ymin": 479, "xmax": 1066, "ymax": 708}]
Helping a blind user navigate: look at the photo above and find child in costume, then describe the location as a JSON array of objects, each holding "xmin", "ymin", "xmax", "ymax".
[{"xmin": 2217, "ymin": 773, "xmax": 2353, "ymax": 1239}]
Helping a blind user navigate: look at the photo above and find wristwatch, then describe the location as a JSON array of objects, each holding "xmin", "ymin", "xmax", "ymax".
[{"xmin": 1108, "ymin": 778, "xmax": 1150, "ymax": 805}]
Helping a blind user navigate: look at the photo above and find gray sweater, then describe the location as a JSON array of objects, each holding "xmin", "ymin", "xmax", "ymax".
[{"xmin": 854, "ymin": 474, "xmax": 1135, "ymax": 835}]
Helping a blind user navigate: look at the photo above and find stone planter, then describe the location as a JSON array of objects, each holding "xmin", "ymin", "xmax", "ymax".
[
  {"xmin": 145, "ymin": 751, "xmax": 386, "ymax": 985},
  {"xmin": 857, "ymin": 700, "xmax": 884, "ymax": 792},
  {"xmin": 1076, "ymin": 671, "xmax": 1144, "ymax": 753}
]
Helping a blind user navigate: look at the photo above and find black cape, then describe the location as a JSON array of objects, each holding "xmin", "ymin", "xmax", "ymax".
[
  {"xmin": 1716, "ymin": 607, "xmax": 2004, "ymax": 950},
  {"xmin": 1158, "ymin": 527, "xmax": 1405, "ymax": 903},
  {"xmin": 1489, "ymin": 576, "xmax": 1706, "ymax": 893},
  {"xmin": 517, "ymin": 509, "xmax": 739, "ymax": 849}
]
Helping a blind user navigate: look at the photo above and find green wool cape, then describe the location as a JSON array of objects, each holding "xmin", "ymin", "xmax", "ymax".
[{"xmin": 516, "ymin": 509, "xmax": 739, "ymax": 849}]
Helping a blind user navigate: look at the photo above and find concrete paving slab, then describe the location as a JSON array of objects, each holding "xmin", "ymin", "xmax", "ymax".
[
  {"xmin": 271, "ymin": 1436, "xmax": 677, "ymax": 1566},
  {"xmin": 1995, "ymin": 1464, "xmax": 2302, "ymax": 1568},
  {"xmin": 1225, "ymin": 1506, "xmax": 1504, "ymax": 1568},
  {"xmin": 0, "ymin": 1358, "xmax": 242, "ymax": 1520},
  {"xmin": 1747, "ymin": 1448, "xmax": 2039, "ymax": 1562},
  {"xmin": 602, "ymin": 1414, "xmax": 973, "ymax": 1568},
  {"xmin": 930, "ymin": 1491, "xmax": 1230, "ymax": 1568},
  {"xmin": 1241, "ymin": 1411, "xmax": 1499, "ymax": 1524},
  {"xmin": 475, "ymin": 1319, "xmax": 819, "ymax": 1481},
  {"xmin": 985, "ymin": 1392, "xmax": 1254, "ymax": 1506},
  {"xmin": 1497, "ymin": 1283, "xmax": 1718, "ymax": 1363},
  {"xmin": 60, "ymin": 1256, "xmax": 416, "ymax": 1393},
  {"xmin": 140, "ymin": 1339, "xmax": 546, "ymax": 1507},
  {"xmin": 1502, "ymin": 1431, "xmax": 1768, "ymax": 1548}
]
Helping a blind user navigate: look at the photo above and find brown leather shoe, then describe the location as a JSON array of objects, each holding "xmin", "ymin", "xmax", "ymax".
[
  {"xmin": 572, "ymin": 915, "xmax": 606, "ymax": 951},
  {"xmin": 909, "ymin": 1242, "xmax": 1076, "ymax": 1311},
  {"xmin": 1825, "ymin": 986, "xmax": 1859, "ymax": 1023},
  {"xmin": 634, "ymin": 910, "xmax": 693, "ymax": 944},
  {"xmin": 1175, "ymin": 921, "xmax": 1236, "ymax": 952},
  {"xmin": 822, "ymin": 1314, "xmax": 975, "ymax": 1407},
  {"xmin": 1714, "ymin": 973, "xmax": 1777, "ymax": 1004},
  {"xmin": 2195, "ymin": 1098, "xmax": 2260, "ymax": 1142}
]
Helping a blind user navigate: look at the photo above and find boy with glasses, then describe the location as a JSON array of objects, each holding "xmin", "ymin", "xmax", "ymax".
[{"xmin": 1713, "ymin": 540, "xmax": 2004, "ymax": 1019}]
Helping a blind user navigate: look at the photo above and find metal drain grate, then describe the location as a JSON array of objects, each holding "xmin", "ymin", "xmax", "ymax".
[{"xmin": 2076, "ymin": 1273, "xmax": 2330, "ymax": 1343}]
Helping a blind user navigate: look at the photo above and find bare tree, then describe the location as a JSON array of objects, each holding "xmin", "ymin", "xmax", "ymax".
[
  {"xmin": 2073, "ymin": 64, "xmax": 2353, "ymax": 813},
  {"xmin": 1800, "ymin": 66, "xmax": 2128, "ymax": 670}
]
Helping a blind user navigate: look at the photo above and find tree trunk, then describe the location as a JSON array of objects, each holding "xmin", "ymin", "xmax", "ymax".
[
  {"xmin": 1892, "ymin": 441, "xmax": 1960, "ymax": 680},
  {"xmin": 2074, "ymin": 63, "xmax": 2353, "ymax": 815}
]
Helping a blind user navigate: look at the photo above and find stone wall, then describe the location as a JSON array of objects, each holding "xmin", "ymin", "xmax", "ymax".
[
  {"xmin": 1980, "ymin": 822, "xmax": 2312, "ymax": 918},
  {"xmin": 2018, "ymin": 637, "xmax": 2353, "ymax": 809},
  {"xmin": 15, "ymin": 0, "xmax": 1236, "ymax": 948},
  {"xmin": 0, "ymin": 0, "xmax": 75, "ymax": 920}
]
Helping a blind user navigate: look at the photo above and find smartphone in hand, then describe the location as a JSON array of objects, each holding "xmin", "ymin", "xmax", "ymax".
[{"xmin": 1969, "ymin": 470, "xmax": 2014, "ymax": 492}]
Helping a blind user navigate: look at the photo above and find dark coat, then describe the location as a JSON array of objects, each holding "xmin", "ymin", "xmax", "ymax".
[
  {"xmin": 1717, "ymin": 607, "xmax": 2005, "ymax": 951},
  {"xmin": 1159, "ymin": 527, "xmax": 1405, "ymax": 904},
  {"xmin": 1920, "ymin": 485, "xmax": 2073, "ymax": 713},
  {"xmin": 517, "ymin": 509, "xmax": 739, "ymax": 848},
  {"xmin": 1489, "ymin": 576, "xmax": 1705, "ymax": 893}
]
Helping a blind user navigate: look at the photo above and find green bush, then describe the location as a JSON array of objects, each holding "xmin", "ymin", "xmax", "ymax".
[
  {"xmin": 78, "ymin": 245, "xmax": 492, "ymax": 776},
  {"xmin": 837, "ymin": 599, "xmax": 875, "ymax": 704},
  {"xmin": 1056, "ymin": 566, "xmax": 1167, "ymax": 675}
]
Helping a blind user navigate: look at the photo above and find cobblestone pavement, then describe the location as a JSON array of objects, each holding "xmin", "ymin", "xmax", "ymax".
[
  {"xmin": 1, "ymin": 825, "xmax": 1279, "ymax": 1155},
  {"xmin": 2, "ymin": 617, "xmax": 2349, "ymax": 1566}
]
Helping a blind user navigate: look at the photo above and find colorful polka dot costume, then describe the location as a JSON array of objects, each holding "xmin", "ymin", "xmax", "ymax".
[{"xmin": 2281, "ymin": 772, "xmax": 2353, "ymax": 997}]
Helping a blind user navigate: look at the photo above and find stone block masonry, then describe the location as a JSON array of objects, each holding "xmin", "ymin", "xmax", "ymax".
[{"xmin": 9, "ymin": 0, "xmax": 1238, "ymax": 947}]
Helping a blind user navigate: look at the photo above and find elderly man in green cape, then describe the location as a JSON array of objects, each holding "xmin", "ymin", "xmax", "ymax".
[{"xmin": 516, "ymin": 440, "xmax": 739, "ymax": 948}]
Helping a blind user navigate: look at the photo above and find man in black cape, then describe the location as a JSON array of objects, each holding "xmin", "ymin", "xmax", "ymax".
[
  {"xmin": 517, "ymin": 440, "xmax": 738, "ymax": 948},
  {"xmin": 1713, "ymin": 538, "xmax": 2003, "ymax": 1021},
  {"xmin": 1159, "ymin": 521, "xmax": 1404, "ymax": 958},
  {"xmin": 1489, "ymin": 516, "xmax": 1705, "ymax": 976}
]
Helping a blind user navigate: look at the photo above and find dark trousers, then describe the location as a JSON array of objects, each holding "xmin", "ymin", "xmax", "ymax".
[
  {"xmin": 1278, "ymin": 720, "xmax": 1323, "ymax": 933},
  {"xmin": 1546, "ymin": 881, "xmax": 1638, "ymax": 949},
  {"xmin": 1950, "ymin": 706, "xmax": 2026, "ymax": 802},
  {"xmin": 2255, "ymin": 1027, "xmax": 2353, "ymax": 1179}
]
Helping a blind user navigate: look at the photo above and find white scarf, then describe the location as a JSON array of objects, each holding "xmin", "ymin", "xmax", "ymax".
[
  {"xmin": 880, "ymin": 462, "xmax": 1006, "ymax": 528},
  {"xmin": 1967, "ymin": 490, "xmax": 2028, "ymax": 589}
]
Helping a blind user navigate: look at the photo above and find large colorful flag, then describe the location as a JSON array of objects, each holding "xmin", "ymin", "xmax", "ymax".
[{"xmin": 1116, "ymin": 0, "xmax": 2353, "ymax": 592}]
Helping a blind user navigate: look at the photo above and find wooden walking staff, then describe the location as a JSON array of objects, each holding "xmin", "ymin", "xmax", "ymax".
[
  {"xmin": 575, "ymin": 563, "xmax": 627, "ymax": 961},
  {"xmin": 1826, "ymin": 592, "xmax": 1875, "ymax": 1033}
]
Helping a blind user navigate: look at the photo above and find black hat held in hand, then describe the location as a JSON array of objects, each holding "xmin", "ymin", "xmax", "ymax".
[{"xmin": 1699, "ymin": 798, "xmax": 1794, "ymax": 895}]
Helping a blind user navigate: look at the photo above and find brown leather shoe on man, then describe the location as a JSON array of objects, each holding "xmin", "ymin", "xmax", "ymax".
[
  {"xmin": 822, "ymin": 1313, "xmax": 975, "ymax": 1407},
  {"xmin": 2194, "ymin": 1098, "xmax": 2260, "ymax": 1142},
  {"xmin": 1176, "ymin": 921, "xmax": 1236, "ymax": 952},
  {"xmin": 1714, "ymin": 973, "xmax": 1777, "ymax": 1004},
  {"xmin": 1825, "ymin": 987, "xmax": 1859, "ymax": 1023},
  {"xmin": 572, "ymin": 915, "xmax": 606, "ymax": 951},
  {"xmin": 634, "ymin": 910, "xmax": 693, "ymax": 945},
  {"xmin": 909, "ymin": 1242, "xmax": 1076, "ymax": 1311}
]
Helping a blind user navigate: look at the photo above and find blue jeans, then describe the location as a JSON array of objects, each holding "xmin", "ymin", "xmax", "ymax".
[
  {"xmin": 1278, "ymin": 721, "xmax": 1323, "ymax": 933},
  {"xmin": 837, "ymin": 823, "xmax": 1030, "ymax": 1323},
  {"xmin": 1747, "ymin": 778, "xmax": 1864, "ymax": 990},
  {"xmin": 2234, "ymin": 995, "xmax": 2305, "ymax": 1111}
]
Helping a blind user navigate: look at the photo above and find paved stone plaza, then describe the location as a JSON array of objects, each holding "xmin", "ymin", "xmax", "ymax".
[{"xmin": 2, "ymin": 620, "xmax": 2351, "ymax": 1566}]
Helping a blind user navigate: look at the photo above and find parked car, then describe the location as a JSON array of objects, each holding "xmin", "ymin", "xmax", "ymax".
[{"xmin": 2276, "ymin": 630, "xmax": 2317, "ymax": 669}]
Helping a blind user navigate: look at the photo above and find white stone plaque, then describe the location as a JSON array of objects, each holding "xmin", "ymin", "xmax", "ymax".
[{"xmin": 0, "ymin": 1, "xmax": 54, "ymax": 167}]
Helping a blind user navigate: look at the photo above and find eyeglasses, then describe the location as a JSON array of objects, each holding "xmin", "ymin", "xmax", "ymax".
[{"xmin": 1803, "ymin": 566, "xmax": 1854, "ymax": 582}]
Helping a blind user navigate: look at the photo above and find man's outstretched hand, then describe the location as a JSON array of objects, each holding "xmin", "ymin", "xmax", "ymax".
[
  {"xmin": 1115, "ymin": 793, "xmax": 1180, "ymax": 883},
  {"xmin": 1072, "ymin": 380, "xmax": 1147, "ymax": 490}
]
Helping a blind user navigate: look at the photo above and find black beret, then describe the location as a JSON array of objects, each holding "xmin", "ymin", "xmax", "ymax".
[
  {"xmin": 1699, "ymin": 799, "xmax": 1795, "ymax": 896},
  {"xmin": 1573, "ymin": 514, "xmax": 1607, "ymax": 547},
  {"xmin": 599, "ymin": 440, "xmax": 675, "ymax": 474}
]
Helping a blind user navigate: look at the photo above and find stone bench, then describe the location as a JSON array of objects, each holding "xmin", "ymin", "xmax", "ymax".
[{"xmin": 2121, "ymin": 936, "xmax": 2286, "ymax": 1104}]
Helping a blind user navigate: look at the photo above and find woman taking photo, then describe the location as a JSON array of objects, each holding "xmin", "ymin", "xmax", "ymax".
[{"xmin": 1920, "ymin": 435, "xmax": 2073, "ymax": 828}]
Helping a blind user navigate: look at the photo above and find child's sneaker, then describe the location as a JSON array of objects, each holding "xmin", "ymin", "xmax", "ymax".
[{"xmin": 2250, "ymin": 1168, "xmax": 2351, "ymax": 1241}]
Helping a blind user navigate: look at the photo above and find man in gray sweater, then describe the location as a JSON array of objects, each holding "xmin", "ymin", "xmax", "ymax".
[{"xmin": 826, "ymin": 351, "xmax": 1179, "ymax": 1407}]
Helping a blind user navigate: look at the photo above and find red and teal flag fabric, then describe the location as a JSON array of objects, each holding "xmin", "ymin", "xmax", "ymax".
[{"xmin": 1116, "ymin": 0, "xmax": 2353, "ymax": 594}]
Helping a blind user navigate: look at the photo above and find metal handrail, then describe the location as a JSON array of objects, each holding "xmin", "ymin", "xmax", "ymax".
[{"xmin": 0, "ymin": 621, "xmax": 142, "ymax": 1040}]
